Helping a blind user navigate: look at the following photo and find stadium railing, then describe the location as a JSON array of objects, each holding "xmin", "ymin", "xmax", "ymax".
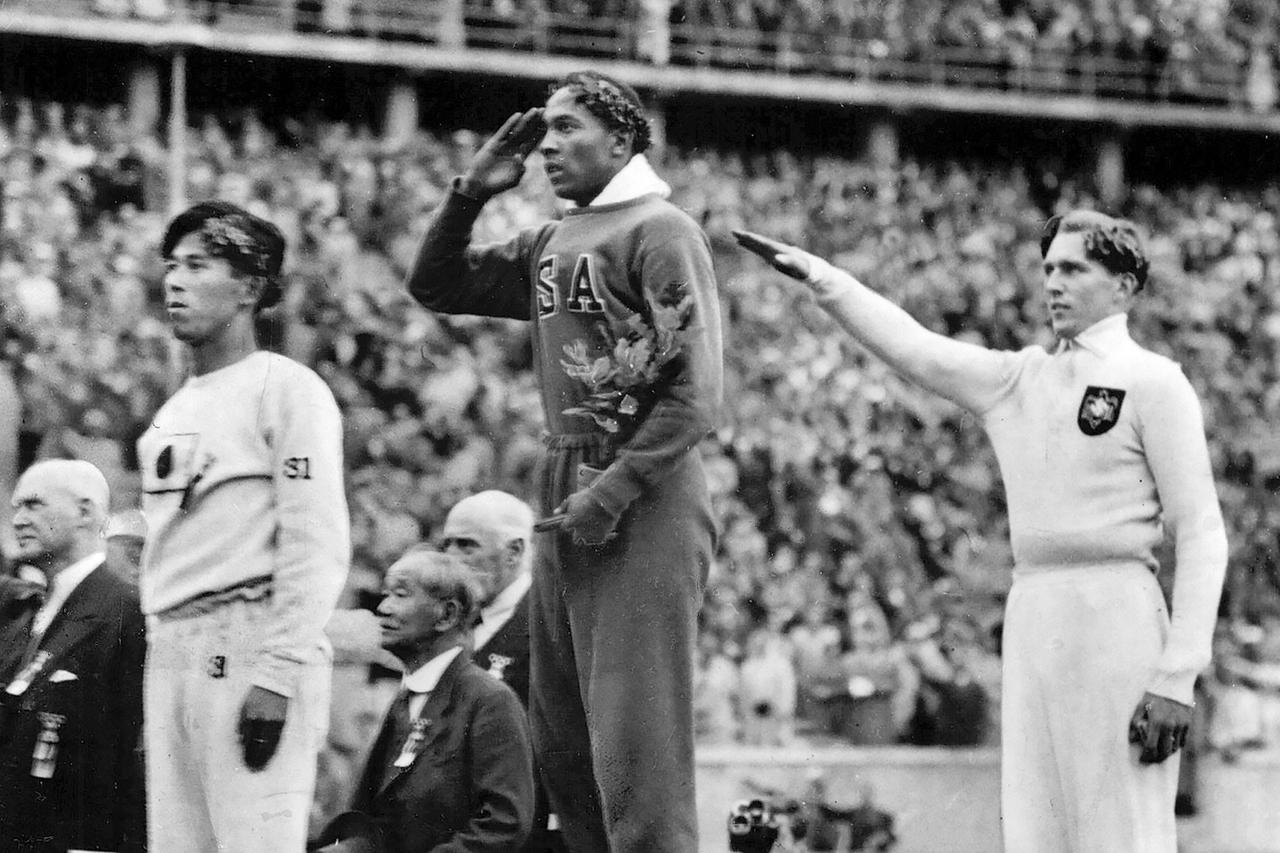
[
  {"xmin": 1, "ymin": 0, "xmax": 1253, "ymax": 109},
  {"xmin": 665, "ymin": 25, "xmax": 1245, "ymax": 106}
]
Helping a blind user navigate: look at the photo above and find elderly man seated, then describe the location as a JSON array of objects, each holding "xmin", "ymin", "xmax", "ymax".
[{"xmin": 314, "ymin": 550, "xmax": 534, "ymax": 853}]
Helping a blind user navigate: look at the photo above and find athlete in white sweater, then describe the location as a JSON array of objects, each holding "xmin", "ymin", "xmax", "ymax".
[
  {"xmin": 138, "ymin": 201, "xmax": 350, "ymax": 852},
  {"xmin": 736, "ymin": 211, "xmax": 1227, "ymax": 853}
]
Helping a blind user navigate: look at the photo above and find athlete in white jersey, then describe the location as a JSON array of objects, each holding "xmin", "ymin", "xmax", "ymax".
[
  {"xmin": 736, "ymin": 212, "xmax": 1227, "ymax": 853},
  {"xmin": 138, "ymin": 201, "xmax": 350, "ymax": 852}
]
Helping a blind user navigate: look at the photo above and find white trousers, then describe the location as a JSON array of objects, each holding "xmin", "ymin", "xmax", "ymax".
[
  {"xmin": 1002, "ymin": 565, "xmax": 1178, "ymax": 853},
  {"xmin": 145, "ymin": 596, "xmax": 331, "ymax": 853}
]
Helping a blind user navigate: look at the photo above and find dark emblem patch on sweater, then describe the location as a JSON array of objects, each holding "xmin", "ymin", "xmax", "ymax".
[{"xmin": 1078, "ymin": 386, "xmax": 1126, "ymax": 436}]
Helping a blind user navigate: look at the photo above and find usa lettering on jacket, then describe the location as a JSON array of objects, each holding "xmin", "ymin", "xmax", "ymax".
[{"xmin": 537, "ymin": 254, "xmax": 606, "ymax": 318}]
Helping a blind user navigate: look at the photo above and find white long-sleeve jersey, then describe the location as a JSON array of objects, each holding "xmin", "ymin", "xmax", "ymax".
[
  {"xmin": 138, "ymin": 351, "xmax": 351, "ymax": 698},
  {"xmin": 804, "ymin": 256, "xmax": 1228, "ymax": 705}
]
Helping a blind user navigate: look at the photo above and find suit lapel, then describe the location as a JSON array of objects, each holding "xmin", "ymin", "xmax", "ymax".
[
  {"xmin": 353, "ymin": 702, "xmax": 399, "ymax": 812},
  {"xmin": 35, "ymin": 566, "xmax": 111, "ymax": 662},
  {"xmin": 0, "ymin": 583, "xmax": 41, "ymax": 683},
  {"xmin": 377, "ymin": 653, "xmax": 465, "ymax": 797},
  {"xmin": 478, "ymin": 597, "xmax": 528, "ymax": 658}
]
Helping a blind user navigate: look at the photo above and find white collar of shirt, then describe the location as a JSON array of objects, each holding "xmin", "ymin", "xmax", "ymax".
[
  {"xmin": 1056, "ymin": 312, "xmax": 1130, "ymax": 356},
  {"xmin": 474, "ymin": 572, "xmax": 531, "ymax": 651},
  {"xmin": 33, "ymin": 552, "xmax": 105, "ymax": 638},
  {"xmin": 402, "ymin": 644, "xmax": 463, "ymax": 719},
  {"xmin": 402, "ymin": 644, "xmax": 463, "ymax": 695},
  {"xmin": 574, "ymin": 153, "xmax": 672, "ymax": 209}
]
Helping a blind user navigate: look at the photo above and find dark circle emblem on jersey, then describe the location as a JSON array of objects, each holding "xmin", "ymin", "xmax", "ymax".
[
  {"xmin": 155, "ymin": 445, "xmax": 173, "ymax": 479},
  {"xmin": 1078, "ymin": 386, "xmax": 1126, "ymax": 436}
]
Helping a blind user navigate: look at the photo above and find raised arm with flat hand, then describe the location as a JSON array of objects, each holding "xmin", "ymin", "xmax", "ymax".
[
  {"xmin": 404, "ymin": 110, "xmax": 550, "ymax": 320},
  {"xmin": 733, "ymin": 229, "xmax": 1012, "ymax": 414},
  {"xmin": 456, "ymin": 109, "xmax": 546, "ymax": 201}
]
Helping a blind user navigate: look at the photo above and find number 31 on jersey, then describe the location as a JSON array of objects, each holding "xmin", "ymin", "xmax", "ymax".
[{"xmin": 283, "ymin": 457, "xmax": 312, "ymax": 479}]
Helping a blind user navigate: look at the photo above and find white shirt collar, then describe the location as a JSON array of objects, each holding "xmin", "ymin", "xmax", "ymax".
[
  {"xmin": 475, "ymin": 572, "xmax": 531, "ymax": 650},
  {"xmin": 1057, "ymin": 312, "xmax": 1130, "ymax": 355},
  {"xmin": 401, "ymin": 644, "xmax": 464, "ymax": 695},
  {"xmin": 575, "ymin": 154, "xmax": 671, "ymax": 209},
  {"xmin": 33, "ymin": 551, "xmax": 105, "ymax": 637}
]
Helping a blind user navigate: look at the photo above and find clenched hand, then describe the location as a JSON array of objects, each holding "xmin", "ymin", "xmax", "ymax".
[{"xmin": 1128, "ymin": 691, "xmax": 1191, "ymax": 765}]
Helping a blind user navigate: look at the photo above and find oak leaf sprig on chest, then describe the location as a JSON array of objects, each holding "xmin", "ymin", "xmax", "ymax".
[{"xmin": 560, "ymin": 281, "xmax": 695, "ymax": 436}]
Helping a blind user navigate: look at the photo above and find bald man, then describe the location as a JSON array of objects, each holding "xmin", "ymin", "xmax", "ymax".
[
  {"xmin": 441, "ymin": 491, "xmax": 536, "ymax": 704},
  {"xmin": 442, "ymin": 491, "xmax": 566, "ymax": 853},
  {"xmin": 0, "ymin": 460, "xmax": 146, "ymax": 852}
]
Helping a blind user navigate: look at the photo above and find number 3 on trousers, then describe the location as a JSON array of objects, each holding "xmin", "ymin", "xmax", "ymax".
[{"xmin": 283, "ymin": 457, "xmax": 312, "ymax": 479}]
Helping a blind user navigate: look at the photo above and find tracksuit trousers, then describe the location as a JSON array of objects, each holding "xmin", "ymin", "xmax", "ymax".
[
  {"xmin": 1002, "ymin": 564, "xmax": 1179, "ymax": 853},
  {"xmin": 529, "ymin": 433, "xmax": 713, "ymax": 853},
  {"xmin": 145, "ymin": 594, "xmax": 331, "ymax": 852}
]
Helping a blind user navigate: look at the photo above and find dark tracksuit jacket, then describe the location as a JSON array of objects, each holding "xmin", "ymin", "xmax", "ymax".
[{"xmin": 407, "ymin": 182, "xmax": 722, "ymax": 853}]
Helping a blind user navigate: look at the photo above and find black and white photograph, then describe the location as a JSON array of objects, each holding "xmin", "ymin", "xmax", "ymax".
[{"xmin": 0, "ymin": 1, "xmax": 1277, "ymax": 850}]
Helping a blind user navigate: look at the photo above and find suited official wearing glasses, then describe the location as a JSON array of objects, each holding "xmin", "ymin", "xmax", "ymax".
[{"xmin": 0, "ymin": 459, "xmax": 146, "ymax": 853}]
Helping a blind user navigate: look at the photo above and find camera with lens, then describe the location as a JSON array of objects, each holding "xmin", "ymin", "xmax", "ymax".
[
  {"xmin": 727, "ymin": 781, "xmax": 898, "ymax": 853},
  {"xmin": 727, "ymin": 798, "xmax": 780, "ymax": 853}
]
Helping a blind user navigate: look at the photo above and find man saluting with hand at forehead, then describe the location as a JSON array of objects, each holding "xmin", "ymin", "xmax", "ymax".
[
  {"xmin": 406, "ymin": 72, "xmax": 722, "ymax": 853},
  {"xmin": 736, "ymin": 211, "xmax": 1227, "ymax": 853}
]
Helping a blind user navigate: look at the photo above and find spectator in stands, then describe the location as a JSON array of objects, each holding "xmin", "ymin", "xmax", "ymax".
[
  {"xmin": 738, "ymin": 627, "xmax": 798, "ymax": 745},
  {"xmin": 903, "ymin": 614, "xmax": 994, "ymax": 746},
  {"xmin": 693, "ymin": 631, "xmax": 740, "ymax": 743},
  {"xmin": 787, "ymin": 597, "xmax": 843, "ymax": 721},
  {"xmin": 37, "ymin": 407, "xmax": 135, "ymax": 512},
  {"xmin": 4, "ymin": 95, "xmax": 1280, "ymax": 776},
  {"xmin": 104, "ymin": 507, "xmax": 146, "ymax": 584},
  {"xmin": 839, "ymin": 596, "xmax": 917, "ymax": 744}
]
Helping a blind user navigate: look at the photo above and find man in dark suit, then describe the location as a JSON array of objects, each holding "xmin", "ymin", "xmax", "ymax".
[
  {"xmin": 440, "ymin": 491, "xmax": 534, "ymax": 705},
  {"xmin": 442, "ymin": 492, "xmax": 567, "ymax": 853},
  {"xmin": 0, "ymin": 459, "xmax": 146, "ymax": 853},
  {"xmin": 319, "ymin": 550, "xmax": 534, "ymax": 853}
]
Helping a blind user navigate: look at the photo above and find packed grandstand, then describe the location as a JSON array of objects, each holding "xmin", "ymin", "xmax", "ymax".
[{"xmin": 3, "ymin": 0, "xmax": 1280, "ymax": 813}]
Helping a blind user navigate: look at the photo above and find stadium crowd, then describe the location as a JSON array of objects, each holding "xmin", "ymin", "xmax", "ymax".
[
  {"xmin": 70, "ymin": 0, "xmax": 1280, "ymax": 108},
  {"xmin": 2, "ymin": 98, "xmax": 1280, "ymax": 763},
  {"xmin": 667, "ymin": 0, "xmax": 1272, "ymax": 89}
]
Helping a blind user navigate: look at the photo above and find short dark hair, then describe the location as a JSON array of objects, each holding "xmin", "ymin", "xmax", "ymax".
[
  {"xmin": 1040, "ymin": 210, "xmax": 1149, "ymax": 292},
  {"xmin": 162, "ymin": 200, "xmax": 287, "ymax": 310},
  {"xmin": 550, "ymin": 71, "xmax": 652, "ymax": 155}
]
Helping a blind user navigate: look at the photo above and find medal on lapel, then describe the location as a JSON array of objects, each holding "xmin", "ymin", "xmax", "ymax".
[
  {"xmin": 31, "ymin": 711, "xmax": 65, "ymax": 779},
  {"xmin": 486, "ymin": 653, "xmax": 514, "ymax": 681},
  {"xmin": 394, "ymin": 717, "xmax": 432, "ymax": 769},
  {"xmin": 5, "ymin": 650, "xmax": 52, "ymax": 698}
]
